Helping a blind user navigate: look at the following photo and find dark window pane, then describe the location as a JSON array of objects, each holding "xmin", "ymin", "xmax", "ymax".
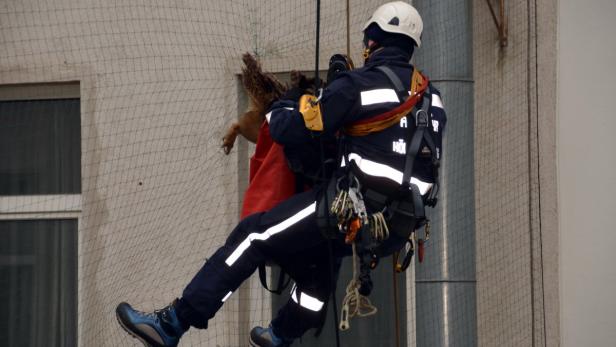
[
  {"xmin": 0, "ymin": 99, "xmax": 81, "ymax": 195},
  {"xmin": 0, "ymin": 219, "xmax": 78, "ymax": 347}
]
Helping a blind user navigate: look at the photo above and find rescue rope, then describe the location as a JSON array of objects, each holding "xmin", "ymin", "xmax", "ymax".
[
  {"xmin": 346, "ymin": 0, "xmax": 350, "ymax": 58},
  {"xmin": 339, "ymin": 243, "xmax": 377, "ymax": 331},
  {"xmin": 313, "ymin": 1, "xmax": 342, "ymax": 345},
  {"xmin": 370, "ymin": 212, "xmax": 389, "ymax": 240},
  {"xmin": 392, "ymin": 256, "xmax": 401, "ymax": 347},
  {"xmin": 338, "ymin": 218, "xmax": 389, "ymax": 330},
  {"xmin": 314, "ymin": 0, "xmax": 321, "ymax": 87}
]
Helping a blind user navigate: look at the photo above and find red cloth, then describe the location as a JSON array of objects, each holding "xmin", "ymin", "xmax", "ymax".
[{"xmin": 241, "ymin": 121, "xmax": 296, "ymax": 219}]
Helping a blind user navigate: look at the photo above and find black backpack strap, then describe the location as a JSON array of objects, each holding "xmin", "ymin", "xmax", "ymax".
[
  {"xmin": 402, "ymin": 89, "xmax": 440, "ymax": 207},
  {"xmin": 258, "ymin": 264, "xmax": 291, "ymax": 295},
  {"xmin": 401, "ymin": 90, "xmax": 431, "ymax": 190},
  {"xmin": 423, "ymin": 127, "xmax": 440, "ymax": 207},
  {"xmin": 375, "ymin": 65, "xmax": 407, "ymax": 100}
]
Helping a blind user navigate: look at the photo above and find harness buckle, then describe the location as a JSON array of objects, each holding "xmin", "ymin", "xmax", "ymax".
[{"xmin": 415, "ymin": 109, "xmax": 429, "ymax": 128}]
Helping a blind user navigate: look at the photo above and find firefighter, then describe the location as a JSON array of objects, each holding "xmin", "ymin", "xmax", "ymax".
[{"xmin": 115, "ymin": 2, "xmax": 446, "ymax": 347}]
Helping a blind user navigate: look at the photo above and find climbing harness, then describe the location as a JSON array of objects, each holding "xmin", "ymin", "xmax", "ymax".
[
  {"xmin": 257, "ymin": 264, "xmax": 292, "ymax": 295},
  {"xmin": 322, "ymin": 64, "xmax": 441, "ymax": 332}
]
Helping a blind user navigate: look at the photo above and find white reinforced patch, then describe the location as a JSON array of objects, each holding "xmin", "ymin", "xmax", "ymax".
[
  {"xmin": 360, "ymin": 89, "xmax": 399, "ymax": 106},
  {"xmin": 224, "ymin": 202, "xmax": 317, "ymax": 266},
  {"xmin": 291, "ymin": 286, "xmax": 325, "ymax": 312},
  {"xmin": 431, "ymin": 94, "xmax": 444, "ymax": 109}
]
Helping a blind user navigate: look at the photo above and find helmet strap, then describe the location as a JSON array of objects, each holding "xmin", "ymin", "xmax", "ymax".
[{"xmin": 363, "ymin": 44, "xmax": 383, "ymax": 63}]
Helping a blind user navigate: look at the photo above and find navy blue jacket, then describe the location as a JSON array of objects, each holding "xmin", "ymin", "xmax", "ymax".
[{"xmin": 267, "ymin": 46, "xmax": 447, "ymax": 189}]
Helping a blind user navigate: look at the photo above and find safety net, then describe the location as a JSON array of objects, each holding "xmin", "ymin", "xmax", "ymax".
[{"xmin": 0, "ymin": 0, "xmax": 550, "ymax": 346}]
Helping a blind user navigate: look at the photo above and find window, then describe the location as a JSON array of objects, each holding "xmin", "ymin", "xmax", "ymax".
[
  {"xmin": 0, "ymin": 82, "xmax": 80, "ymax": 347},
  {"xmin": 0, "ymin": 219, "xmax": 77, "ymax": 346}
]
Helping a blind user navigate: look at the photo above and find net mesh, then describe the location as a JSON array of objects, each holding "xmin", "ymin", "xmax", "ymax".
[{"xmin": 0, "ymin": 0, "xmax": 552, "ymax": 346}]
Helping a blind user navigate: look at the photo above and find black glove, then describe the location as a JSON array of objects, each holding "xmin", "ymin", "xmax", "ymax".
[{"xmin": 327, "ymin": 54, "xmax": 354, "ymax": 85}]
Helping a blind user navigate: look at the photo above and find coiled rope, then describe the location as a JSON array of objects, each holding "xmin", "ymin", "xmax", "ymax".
[{"xmin": 339, "ymin": 215, "xmax": 389, "ymax": 330}]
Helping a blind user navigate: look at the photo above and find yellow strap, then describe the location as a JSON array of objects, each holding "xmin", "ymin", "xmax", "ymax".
[
  {"xmin": 410, "ymin": 68, "xmax": 423, "ymax": 97},
  {"xmin": 344, "ymin": 108, "xmax": 413, "ymax": 136}
]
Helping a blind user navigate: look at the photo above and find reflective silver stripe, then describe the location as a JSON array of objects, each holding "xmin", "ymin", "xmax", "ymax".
[
  {"xmin": 291, "ymin": 285, "xmax": 324, "ymax": 312},
  {"xmin": 342, "ymin": 153, "xmax": 433, "ymax": 195},
  {"xmin": 265, "ymin": 107, "xmax": 295, "ymax": 123},
  {"xmin": 221, "ymin": 291, "xmax": 233, "ymax": 302},
  {"xmin": 360, "ymin": 89, "xmax": 399, "ymax": 106},
  {"xmin": 431, "ymin": 94, "xmax": 444, "ymax": 109},
  {"xmin": 224, "ymin": 202, "xmax": 316, "ymax": 266}
]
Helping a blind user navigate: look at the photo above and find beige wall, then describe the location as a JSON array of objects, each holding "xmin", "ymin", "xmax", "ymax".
[
  {"xmin": 1, "ymin": 1, "xmax": 258, "ymax": 346},
  {"xmin": 474, "ymin": 0, "xmax": 559, "ymax": 345},
  {"xmin": 558, "ymin": 1, "xmax": 616, "ymax": 346}
]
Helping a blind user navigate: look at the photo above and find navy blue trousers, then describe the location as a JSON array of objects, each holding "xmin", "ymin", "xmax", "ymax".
[{"xmin": 177, "ymin": 189, "xmax": 346, "ymax": 338}]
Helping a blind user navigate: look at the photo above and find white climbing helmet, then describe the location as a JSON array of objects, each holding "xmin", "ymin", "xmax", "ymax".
[{"xmin": 363, "ymin": 1, "xmax": 423, "ymax": 47}]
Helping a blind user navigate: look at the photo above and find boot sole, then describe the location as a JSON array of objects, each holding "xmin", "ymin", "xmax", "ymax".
[
  {"xmin": 249, "ymin": 335, "xmax": 290, "ymax": 347},
  {"xmin": 115, "ymin": 303, "xmax": 167, "ymax": 347},
  {"xmin": 248, "ymin": 336, "xmax": 261, "ymax": 347}
]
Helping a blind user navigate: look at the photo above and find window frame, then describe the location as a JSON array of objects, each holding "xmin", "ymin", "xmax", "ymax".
[{"xmin": 0, "ymin": 82, "xmax": 81, "ymax": 220}]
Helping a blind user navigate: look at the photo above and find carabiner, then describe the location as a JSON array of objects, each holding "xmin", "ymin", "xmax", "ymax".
[
  {"xmin": 311, "ymin": 88, "xmax": 324, "ymax": 105},
  {"xmin": 395, "ymin": 238, "xmax": 415, "ymax": 273}
]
